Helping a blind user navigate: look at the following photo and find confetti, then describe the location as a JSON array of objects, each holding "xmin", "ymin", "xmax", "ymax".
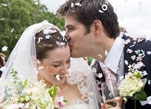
[
  {"xmin": 45, "ymin": 35, "xmax": 51, "ymax": 39},
  {"xmin": 136, "ymin": 56, "xmax": 143, "ymax": 61},
  {"xmin": 146, "ymin": 36, "xmax": 151, "ymax": 41},
  {"xmin": 2, "ymin": 46, "xmax": 8, "ymax": 51},
  {"xmin": 11, "ymin": 28, "xmax": 14, "ymax": 33},
  {"xmin": 43, "ymin": 28, "xmax": 57, "ymax": 34},
  {"xmin": 125, "ymin": 39, "xmax": 131, "ymax": 44},
  {"xmin": 37, "ymin": 37, "xmax": 43, "ymax": 43},
  {"xmin": 71, "ymin": 3, "xmax": 74, "ymax": 8},
  {"xmin": 131, "ymin": 55, "xmax": 136, "ymax": 60},
  {"xmin": 75, "ymin": 2, "xmax": 82, "ymax": 6},
  {"xmin": 147, "ymin": 51, "xmax": 151, "ymax": 55},
  {"xmin": 38, "ymin": 66, "xmax": 44, "ymax": 70},
  {"xmin": 56, "ymin": 41, "xmax": 65, "ymax": 46},
  {"xmin": 97, "ymin": 73, "xmax": 103, "ymax": 78},
  {"xmin": 148, "ymin": 80, "xmax": 151, "ymax": 85},
  {"xmin": 1, "ymin": 3, "xmax": 7, "ymax": 6},
  {"xmin": 98, "ymin": 54, "xmax": 102, "ymax": 58},
  {"xmin": 56, "ymin": 74, "xmax": 60, "ymax": 81},
  {"xmin": 137, "ymin": 38, "xmax": 144, "ymax": 43},
  {"xmin": 98, "ymin": 9, "xmax": 104, "ymax": 13},
  {"xmin": 127, "ymin": 49, "xmax": 133, "ymax": 53},
  {"xmin": 0, "ymin": 18, "xmax": 5, "ymax": 21},
  {"xmin": 105, "ymin": 50, "xmax": 108, "ymax": 56}
]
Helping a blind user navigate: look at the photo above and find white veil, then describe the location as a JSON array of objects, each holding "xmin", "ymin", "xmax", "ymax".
[
  {"xmin": 68, "ymin": 58, "xmax": 102, "ymax": 109},
  {"xmin": 1, "ymin": 21, "xmax": 55, "ymax": 81}
]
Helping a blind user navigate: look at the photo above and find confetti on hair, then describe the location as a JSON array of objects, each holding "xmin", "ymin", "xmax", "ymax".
[
  {"xmin": 37, "ymin": 37, "xmax": 43, "ymax": 43},
  {"xmin": 98, "ymin": 10, "xmax": 104, "ymax": 13},
  {"xmin": 50, "ymin": 29, "xmax": 57, "ymax": 34},
  {"xmin": 99, "ymin": 1, "xmax": 108, "ymax": 13},
  {"xmin": 71, "ymin": 3, "xmax": 74, "ymax": 8},
  {"xmin": 75, "ymin": 2, "xmax": 82, "ymax": 7},
  {"xmin": 56, "ymin": 74, "xmax": 60, "ymax": 81},
  {"xmin": 43, "ymin": 28, "xmax": 57, "ymax": 35},
  {"xmin": 56, "ymin": 41, "xmax": 65, "ymax": 46},
  {"xmin": 45, "ymin": 35, "xmax": 51, "ymax": 39}
]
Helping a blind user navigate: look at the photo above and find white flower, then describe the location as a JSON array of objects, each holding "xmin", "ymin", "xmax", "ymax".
[{"xmin": 119, "ymin": 73, "xmax": 144, "ymax": 100}]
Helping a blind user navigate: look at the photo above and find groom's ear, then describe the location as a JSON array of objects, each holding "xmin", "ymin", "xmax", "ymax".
[{"xmin": 92, "ymin": 20, "xmax": 103, "ymax": 37}]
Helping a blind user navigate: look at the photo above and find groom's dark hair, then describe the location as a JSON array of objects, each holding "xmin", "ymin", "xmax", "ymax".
[{"xmin": 57, "ymin": 0, "xmax": 120, "ymax": 39}]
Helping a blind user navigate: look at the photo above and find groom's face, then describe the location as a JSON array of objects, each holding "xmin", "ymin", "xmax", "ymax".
[{"xmin": 65, "ymin": 15, "xmax": 94, "ymax": 58}]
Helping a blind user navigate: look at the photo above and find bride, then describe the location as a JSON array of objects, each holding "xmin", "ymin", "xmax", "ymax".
[{"xmin": 1, "ymin": 21, "xmax": 101, "ymax": 109}]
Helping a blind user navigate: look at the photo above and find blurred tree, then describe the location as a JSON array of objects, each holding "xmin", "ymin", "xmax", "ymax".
[{"xmin": 0, "ymin": 0, "xmax": 65, "ymax": 58}]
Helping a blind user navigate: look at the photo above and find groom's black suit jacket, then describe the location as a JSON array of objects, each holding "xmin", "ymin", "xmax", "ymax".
[
  {"xmin": 123, "ymin": 35, "xmax": 151, "ymax": 109},
  {"xmin": 92, "ymin": 35, "xmax": 151, "ymax": 109}
]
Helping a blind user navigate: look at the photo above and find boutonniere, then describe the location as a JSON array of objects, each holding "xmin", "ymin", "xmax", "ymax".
[{"xmin": 119, "ymin": 70, "xmax": 147, "ymax": 109}]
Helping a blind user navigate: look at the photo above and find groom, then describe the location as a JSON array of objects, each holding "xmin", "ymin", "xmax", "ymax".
[{"xmin": 57, "ymin": 0, "xmax": 151, "ymax": 108}]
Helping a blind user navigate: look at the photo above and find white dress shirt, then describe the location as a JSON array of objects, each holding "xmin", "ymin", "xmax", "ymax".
[{"xmin": 104, "ymin": 33, "xmax": 125, "ymax": 76}]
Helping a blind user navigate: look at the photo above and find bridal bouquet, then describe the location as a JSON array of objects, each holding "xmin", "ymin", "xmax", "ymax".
[
  {"xmin": 119, "ymin": 70, "xmax": 147, "ymax": 108},
  {"xmin": 0, "ymin": 70, "xmax": 67, "ymax": 109}
]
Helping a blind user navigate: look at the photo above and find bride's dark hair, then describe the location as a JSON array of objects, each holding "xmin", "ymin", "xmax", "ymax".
[{"xmin": 35, "ymin": 28, "xmax": 68, "ymax": 61}]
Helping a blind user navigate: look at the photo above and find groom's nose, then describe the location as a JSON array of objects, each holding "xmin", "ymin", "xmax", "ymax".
[{"xmin": 65, "ymin": 33, "xmax": 71, "ymax": 43}]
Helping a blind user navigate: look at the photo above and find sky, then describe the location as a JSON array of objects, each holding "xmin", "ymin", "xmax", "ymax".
[{"xmin": 40, "ymin": 0, "xmax": 151, "ymax": 36}]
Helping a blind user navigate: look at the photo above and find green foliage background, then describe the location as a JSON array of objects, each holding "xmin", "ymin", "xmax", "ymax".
[{"xmin": 0, "ymin": 0, "xmax": 65, "ymax": 58}]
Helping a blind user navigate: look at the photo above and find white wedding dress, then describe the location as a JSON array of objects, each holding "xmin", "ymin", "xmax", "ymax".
[{"xmin": 1, "ymin": 21, "xmax": 102, "ymax": 109}]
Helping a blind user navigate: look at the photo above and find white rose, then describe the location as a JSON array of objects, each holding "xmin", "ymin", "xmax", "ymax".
[{"xmin": 119, "ymin": 74, "xmax": 144, "ymax": 97}]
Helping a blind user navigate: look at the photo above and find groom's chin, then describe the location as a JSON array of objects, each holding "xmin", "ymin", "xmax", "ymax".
[{"xmin": 70, "ymin": 52, "xmax": 83, "ymax": 58}]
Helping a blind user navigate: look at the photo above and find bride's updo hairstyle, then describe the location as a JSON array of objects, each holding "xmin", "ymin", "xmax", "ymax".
[{"xmin": 35, "ymin": 27, "xmax": 68, "ymax": 61}]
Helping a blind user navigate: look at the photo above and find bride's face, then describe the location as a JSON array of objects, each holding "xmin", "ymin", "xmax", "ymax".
[{"xmin": 38, "ymin": 46, "xmax": 71, "ymax": 86}]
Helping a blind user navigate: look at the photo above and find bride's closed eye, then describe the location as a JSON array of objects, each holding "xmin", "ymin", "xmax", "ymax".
[{"xmin": 52, "ymin": 64, "xmax": 61, "ymax": 68}]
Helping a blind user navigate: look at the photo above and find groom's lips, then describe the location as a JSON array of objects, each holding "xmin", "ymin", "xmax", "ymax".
[{"xmin": 69, "ymin": 44, "xmax": 73, "ymax": 48}]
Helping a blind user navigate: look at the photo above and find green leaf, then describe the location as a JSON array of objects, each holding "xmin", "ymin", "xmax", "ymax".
[
  {"xmin": 135, "ymin": 72, "xmax": 141, "ymax": 78},
  {"xmin": 48, "ymin": 85, "xmax": 57, "ymax": 101},
  {"xmin": 63, "ymin": 100, "xmax": 68, "ymax": 103},
  {"xmin": 24, "ymin": 79, "xmax": 28, "ymax": 86},
  {"xmin": 133, "ymin": 90, "xmax": 147, "ymax": 101}
]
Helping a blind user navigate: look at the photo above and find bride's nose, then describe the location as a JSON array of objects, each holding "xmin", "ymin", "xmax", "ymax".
[{"xmin": 61, "ymin": 64, "xmax": 69, "ymax": 74}]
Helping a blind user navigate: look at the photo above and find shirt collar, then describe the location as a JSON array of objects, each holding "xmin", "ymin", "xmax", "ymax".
[{"xmin": 104, "ymin": 33, "xmax": 124, "ymax": 73}]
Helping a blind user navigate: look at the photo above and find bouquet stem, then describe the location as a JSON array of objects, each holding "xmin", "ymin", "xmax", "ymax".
[{"xmin": 134, "ymin": 100, "xmax": 136, "ymax": 109}]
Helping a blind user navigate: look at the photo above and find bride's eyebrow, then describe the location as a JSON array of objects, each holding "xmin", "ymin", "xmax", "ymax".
[{"xmin": 51, "ymin": 61, "xmax": 62, "ymax": 64}]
